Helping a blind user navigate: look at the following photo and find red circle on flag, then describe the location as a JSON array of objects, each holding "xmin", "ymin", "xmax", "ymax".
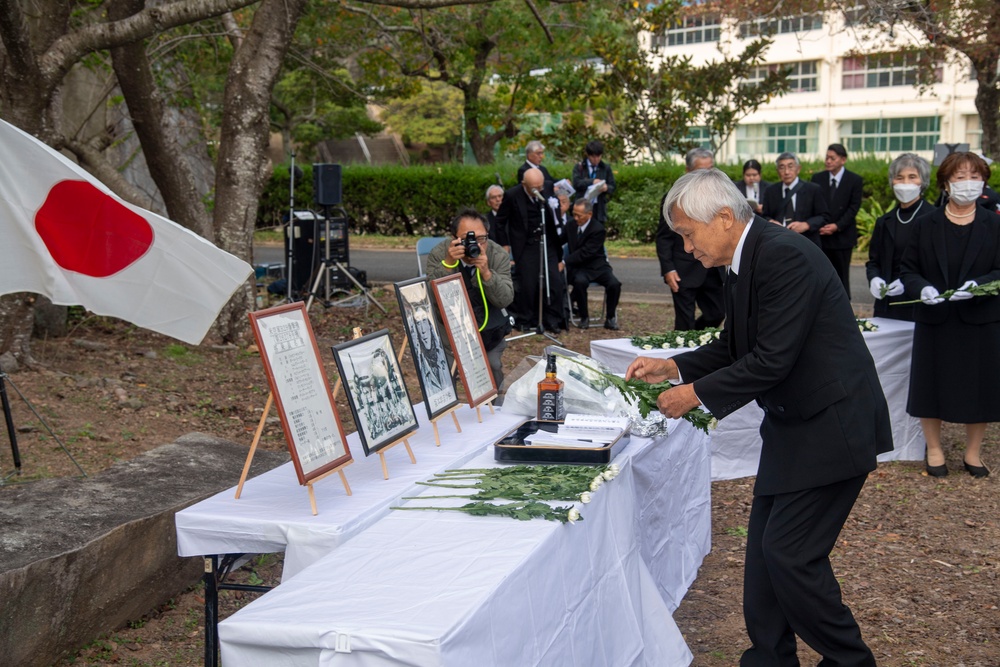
[{"xmin": 35, "ymin": 180, "xmax": 154, "ymax": 277}]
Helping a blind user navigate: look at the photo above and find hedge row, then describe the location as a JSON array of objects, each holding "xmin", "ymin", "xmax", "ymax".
[{"xmin": 258, "ymin": 158, "xmax": 1000, "ymax": 243}]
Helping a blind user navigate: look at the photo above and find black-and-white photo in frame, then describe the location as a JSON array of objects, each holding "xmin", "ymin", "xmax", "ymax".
[
  {"xmin": 332, "ymin": 329, "xmax": 419, "ymax": 455},
  {"xmin": 430, "ymin": 274, "xmax": 497, "ymax": 407},
  {"xmin": 394, "ymin": 277, "xmax": 460, "ymax": 420},
  {"xmin": 248, "ymin": 302, "xmax": 352, "ymax": 484}
]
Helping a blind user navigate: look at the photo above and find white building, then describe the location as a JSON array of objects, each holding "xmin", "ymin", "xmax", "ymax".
[{"xmin": 644, "ymin": 9, "xmax": 980, "ymax": 164}]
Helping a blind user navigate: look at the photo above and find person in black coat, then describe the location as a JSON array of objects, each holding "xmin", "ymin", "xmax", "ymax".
[
  {"xmin": 629, "ymin": 168, "xmax": 891, "ymax": 666},
  {"xmin": 734, "ymin": 158, "xmax": 770, "ymax": 216},
  {"xmin": 813, "ymin": 144, "xmax": 863, "ymax": 296},
  {"xmin": 865, "ymin": 153, "xmax": 932, "ymax": 321},
  {"xmin": 655, "ymin": 148, "xmax": 725, "ymax": 330},
  {"xmin": 484, "ymin": 184, "xmax": 509, "ymax": 251},
  {"xmin": 571, "ymin": 140, "xmax": 616, "ymax": 224},
  {"xmin": 562, "ymin": 199, "xmax": 621, "ymax": 330},
  {"xmin": 761, "ymin": 152, "xmax": 829, "ymax": 247},
  {"xmin": 515, "ymin": 140, "xmax": 554, "ymax": 199},
  {"xmin": 900, "ymin": 152, "xmax": 1000, "ymax": 478},
  {"xmin": 493, "ymin": 167, "xmax": 566, "ymax": 333}
]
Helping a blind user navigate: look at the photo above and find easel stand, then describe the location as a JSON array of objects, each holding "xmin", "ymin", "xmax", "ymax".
[
  {"xmin": 377, "ymin": 435, "xmax": 416, "ymax": 480},
  {"xmin": 429, "ymin": 405, "xmax": 462, "ymax": 446},
  {"xmin": 235, "ymin": 392, "xmax": 352, "ymax": 515},
  {"xmin": 0, "ymin": 371, "xmax": 86, "ymax": 484},
  {"xmin": 475, "ymin": 397, "xmax": 497, "ymax": 423}
]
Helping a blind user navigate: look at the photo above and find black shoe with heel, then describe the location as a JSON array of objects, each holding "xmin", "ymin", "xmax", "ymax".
[
  {"xmin": 963, "ymin": 460, "xmax": 990, "ymax": 478},
  {"xmin": 925, "ymin": 463, "xmax": 948, "ymax": 477}
]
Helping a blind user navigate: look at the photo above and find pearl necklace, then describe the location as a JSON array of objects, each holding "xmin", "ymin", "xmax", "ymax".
[
  {"xmin": 896, "ymin": 201, "xmax": 923, "ymax": 224},
  {"xmin": 945, "ymin": 203, "xmax": 975, "ymax": 219}
]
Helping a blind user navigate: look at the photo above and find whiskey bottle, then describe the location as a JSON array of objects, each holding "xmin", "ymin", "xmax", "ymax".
[{"xmin": 537, "ymin": 354, "xmax": 565, "ymax": 421}]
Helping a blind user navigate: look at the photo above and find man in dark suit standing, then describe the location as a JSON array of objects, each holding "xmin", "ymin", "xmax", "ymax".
[
  {"xmin": 516, "ymin": 140, "xmax": 554, "ymax": 198},
  {"xmin": 813, "ymin": 143, "xmax": 863, "ymax": 297},
  {"xmin": 655, "ymin": 147, "xmax": 725, "ymax": 330},
  {"xmin": 494, "ymin": 167, "xmax": 566, "ymax": 332},
  {"xmin": 629, "ymin": 168, "xmax": 892, "ymax": 666},
  {"xmin": 562, "ymin": 199, "xmax": 621, "ymax": 330},
  {"xmin": 571, "ymin": 140, "xmax": 616, "ymax": 224},
  {"xmin": 762, "ymin": 152, "xmax": 829, "ymax": 247}
]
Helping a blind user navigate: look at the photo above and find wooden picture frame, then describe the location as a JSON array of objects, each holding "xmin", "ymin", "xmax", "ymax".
[
  {"xmin": 430, "ymin": 273, "xmax": 497, "ymax": 408},
  {"xmin": 248, "ymin": 302, "xmax": 352, "ymax": 485},
  {"xmin": 331, "ymin": 328, "xmax": 419, "ymax": 455},
  {"xmin": 394, "ymin": 277, "xmax": 460, "ymax": 420}
]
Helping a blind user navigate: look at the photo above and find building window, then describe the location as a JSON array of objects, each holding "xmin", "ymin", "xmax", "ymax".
[
  {"xmin": 965, "ymin": 115, "xmax": 982, "ymax": 152},
  {"xmin": 686, "ymin": 126, "xmax": 712, "ymax": 150},
  {"xmin": 842, "ymin": 53, "xmax": 943, "ymax": 89},
  {"xmin": 651, "ymin": 14, "xmax": 721, "ymax": 48},
  {"xmin": 744, "ymin": 61, "xmax": 819, "ymax": 93},
  {"xmin": 739, "ymin": 12, "xmax": 823, "ymax": 38},
  {"xmin": 736, "ymin": 122, "xmax": 819, "ymax": 156},
  {"xmin": 839, "ymin": 117, "xmax": 940, "ymax": 153}
]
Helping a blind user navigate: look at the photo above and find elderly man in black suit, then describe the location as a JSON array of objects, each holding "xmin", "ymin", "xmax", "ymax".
[
  {"xmin": 516, "ymin": 140, "xmax": 554, "ymax": 198},
  {"xmin": 628, "ymin": 168, "xmax": 892, "ymax": 666},
  {"xmin": 655, "ymin": 147, "xmax": 725, "ymax": 330},
  {"xmin": 494, "ymin": 167, "xmax": 566, "ymax": 333},
  {"xmin": 562, "ymin": 199, "xmax": 621, "ymax": 330},
  {"xmin": 762, "ymin": 151, "xmax": 829, "ymax": 247},
  {"xmin": 813, "ymin": 143, "xmax": 863, "ymax": 296}
]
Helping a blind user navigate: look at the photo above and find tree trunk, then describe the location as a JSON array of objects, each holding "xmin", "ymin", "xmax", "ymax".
[
  {"xmin": 974, "ymin": 58, "xmax": 1000, "ymax": 162},
  {"xmin": 0, "ymin": 294, "xmax": 37, "ymax": 366},
  {"xmin": 211, "ymin": 0, "xmax": 309, "ymax": 343}
]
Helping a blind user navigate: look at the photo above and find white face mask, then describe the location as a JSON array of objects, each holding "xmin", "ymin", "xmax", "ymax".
[
  {"xmin": 949, "ymin": 180, "xmax": 984, "ymax": 205},
  {"xmin": 892, "ymin": 183, "xmax": 921, "ymax": 203}
]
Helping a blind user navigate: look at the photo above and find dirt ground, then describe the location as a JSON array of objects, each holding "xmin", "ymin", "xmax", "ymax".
[{"xmin": 2, "ymin": 292, "xmax": 996, "ymax": 666}]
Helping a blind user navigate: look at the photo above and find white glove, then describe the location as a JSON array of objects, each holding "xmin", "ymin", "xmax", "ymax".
[
  {"xmin": 921, "ymin": 286, "xmax": 944, "ymax": 305},
  {"xmin": 886, "ymin": 279, "xmax": 905, "ymax": 297},
  {"xmin": 950, "ymin": 280, "xmax": 977, "ymax": 301},
  {"xmin": 869, "ymin": 277, "xmax": 887, "ymax": 300}
]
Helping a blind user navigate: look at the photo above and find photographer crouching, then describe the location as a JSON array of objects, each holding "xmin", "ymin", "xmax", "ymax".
[{"xmin": 426, "ymin": 208, "xmax": 515, "ymax": 388}]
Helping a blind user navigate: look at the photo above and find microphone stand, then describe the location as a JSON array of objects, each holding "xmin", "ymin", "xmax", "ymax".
[
  {"xmin": 507, "ymin": 191, "xmax": 561, "ymax": 345},
  {"xmin": 285, "ymin": 152, "xmax": 297, "ymax": 303}
]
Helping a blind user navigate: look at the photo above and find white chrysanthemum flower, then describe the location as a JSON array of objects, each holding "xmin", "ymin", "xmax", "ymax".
[
  {"xmin": 699, "ymin": 333, "xmax": 712, "ymax": 345},
  {"xmin": 687, "ymin": 340, "xmax": 697, "ymax": 348},
  {"xmin": 579, "ymin": 491, "xmax": 592, "ymax": 504},
  {"xmin": 708, "ymin": 418, "xmax": 719, "ymax": 430},
  {"xmin": 643, "ymin": 344, "xmax": 653, "ymax": 350},
  {"xmin": 607, "ymin": 464, "xmax": 620, "ymax": 478},
  {"xmin": 602, "ymin": 469, "xmax": 615, "ymax": 481},
  {"xmin": 567, "ymin": 508, "xmax": 581, "ymax": 523},
  {"xmin": 675, "ymin": 335, "xmax": 685, "ymax": 345},
  {"xmin": 661, "ymin": 342, "xmax": 670, "ymax": 349},
  {"xmin": 714, "ymin": 331, "xmax": 721, "ymax": 339}
]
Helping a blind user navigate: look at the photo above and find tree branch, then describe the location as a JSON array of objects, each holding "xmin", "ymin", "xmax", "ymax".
[{"xmin": 523, "ymin": 0, "xmax": 554, "ymax": 44}]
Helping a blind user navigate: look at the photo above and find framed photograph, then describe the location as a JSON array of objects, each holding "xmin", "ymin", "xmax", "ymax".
[
  {"xmin": 248, "ymin": 302, "xmax": 352, "ymax": 485},
  {"xmin": 394, "ymin": 277, "xmax": 460, "ymax": 420},
  {"xmin": 331, "ymin": 328, "xmax": 419, "ymax": 455},
  {"xmin": 430, "ymin": 274, "xmax": 497, "ymax": 407}
]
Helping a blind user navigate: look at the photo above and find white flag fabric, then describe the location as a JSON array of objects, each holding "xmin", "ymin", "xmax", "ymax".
[{"xmin": 0, "ymin": 119, "xmax": 253, "ymax": 345}]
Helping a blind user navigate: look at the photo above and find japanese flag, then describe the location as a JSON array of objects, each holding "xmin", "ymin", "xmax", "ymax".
[{"xmin": 0, "ymin": 119, "xmax": 253, "ymax": 345}]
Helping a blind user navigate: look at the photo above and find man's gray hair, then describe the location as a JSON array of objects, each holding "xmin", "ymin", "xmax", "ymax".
[
  {"xmin": 776, "ymin": 152, "xmax": 800, "ymax": 166},
  {"xmin": 526, "ymin": 140, "xmax": 545, "ymax": 155},
  {"xmin": 685, "ymin": 147, "xmax": 715, "ymax": 171},
  {"xmin": 485, "ymin": 184, "xmax": 504, "ymax": 200},
  {"xmin": 573, "ymin": 198, "xmax": 593, "ymax": 214},
  {"xmin": 663, "ymin": 169, "xmax": 754, "ymax": 229},
  {"xmin": 888, "ymin": 153, "xmax": 931, "ymax": 190}
]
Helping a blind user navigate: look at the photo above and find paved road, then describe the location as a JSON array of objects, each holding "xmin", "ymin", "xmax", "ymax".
[{"xmin": 254, "ymin": 245, "xmax": 875, "ymax": 309}]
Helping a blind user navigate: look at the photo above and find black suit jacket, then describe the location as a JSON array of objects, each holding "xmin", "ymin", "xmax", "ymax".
[
  {"xmin": 900, "ymin": 206, "xmax": 1000, "ymax": 325},
  {"xmin": 761, "ymin": 180, "xmax": 829, "ymax": 246},
  {"xmin": 674, "ymin": 218, "xmax": 893, "ymax": 496},
  {"xmin": 565, "ymin": 219, "xmax": 610, "ymax": 277},
  {"xmin": 811, "ymin": 169, "xmax": 863, "ymax": 250},
  {"xmin": 493, "ymin": 184, "xmax": 561, "ymax": 264},
  {"xmin": 516, "ymin": 161, "xmax": 554, "ymax": 199},
  {"xmin": 571, "ymin": 159, "xmax": 616, "ymax": 223},
  {"xmin": 655, "ymin": 193, "xmax": 717, "ymax": 286}
]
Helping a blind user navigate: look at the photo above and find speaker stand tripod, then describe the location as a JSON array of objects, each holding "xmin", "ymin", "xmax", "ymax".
[{"xmin": 304, "ymin": 206, "xmax": 386, "ymax": 314}]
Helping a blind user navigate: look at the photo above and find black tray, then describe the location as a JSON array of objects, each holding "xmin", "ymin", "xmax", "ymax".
[{"xmin": 493, "ymin": 418, "xmax": 630, "ymax": 465}]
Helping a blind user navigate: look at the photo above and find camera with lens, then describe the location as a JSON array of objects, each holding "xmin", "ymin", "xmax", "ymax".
[{"xmin": 462, "ymin": 231, "xmax": 482, "ymax": 259}]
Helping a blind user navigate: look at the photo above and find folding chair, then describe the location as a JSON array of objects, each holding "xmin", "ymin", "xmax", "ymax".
[{"xmin": 416, "ymin": 236, "xmax": 450, "ymax": 276}]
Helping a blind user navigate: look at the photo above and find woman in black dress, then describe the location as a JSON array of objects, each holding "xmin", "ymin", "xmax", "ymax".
[
  {"xmin": 734, "ymin": 159, "xmax": 770, "ymax": 215},
  {"xmin": 901, "ymin": 152, "xmax": 1000, "ymax": 477},
  {"xmin": 866, "ymin": 153, "xmax": 932, "ymax": 321}
]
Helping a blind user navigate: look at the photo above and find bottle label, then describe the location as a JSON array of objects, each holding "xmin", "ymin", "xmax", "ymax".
[{"xmin": 538, "ymin": 389, "xmax": 565, "ymax": 421}]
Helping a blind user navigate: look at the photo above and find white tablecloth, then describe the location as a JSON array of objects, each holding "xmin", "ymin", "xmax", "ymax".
[
  {"xmin": 218, "ymin": 420, "xmax": 712, "ymax": 667},
  {"xmin": 591, "ymin": 317, "xmax": 924, "ymax": 481},
  {"xmin": 175, "ymin": 405, "xmax": 524, "ymax": 579}
]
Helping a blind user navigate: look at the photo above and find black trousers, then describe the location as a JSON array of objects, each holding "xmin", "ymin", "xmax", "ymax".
[
  {"xmin": 512, "ymin": 243, "xmax": 565, "ymax": 331},
  {"xmin": 671, "ymin": 267, "xmax": 724, "ymax": 330},
  {"xmin": 570, "ymin": 265, "xmax": 621, "ymax": 320},
  {"xmin": 824, "ymin": 247, "xmax": 853, "ymax": 299},
  {"xmin": 741, "ymin": 473, "xmax": 875, "ymax": 667}
]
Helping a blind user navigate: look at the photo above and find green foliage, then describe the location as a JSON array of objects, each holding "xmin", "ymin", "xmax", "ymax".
[
  {"xmin": 382, "ymin": 82, "xmax": 464, "ymax": 147},
  {"xmin": 854, "ymin": 198, "xmax": 885, "ymax": 254}
]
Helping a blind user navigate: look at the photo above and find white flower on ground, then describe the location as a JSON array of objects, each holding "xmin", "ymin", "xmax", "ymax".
[
  {"xmin": 643, "ymin": 344, "xmax": 653, "ymax": 350},
  {"xmin": 579, "ymin": 491, "xmax": 592, "ymax": 504},
  {"xmin": 567, "ymin": 508, "xmax": 581, "ymax": 523}
]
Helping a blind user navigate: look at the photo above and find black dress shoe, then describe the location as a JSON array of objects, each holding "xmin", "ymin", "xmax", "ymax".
[
  {"xmin": 925, "ymin": 463, "xmax": 948, "ymax": 477},
  {"xmin": 963, "ymin": 459, "xmax": 990, "ymax": 478},
  {"xmin": 577, "ymin": 317, "xmax": 590, "ymax": 329},
  {"xmin": 603, "ymin": 317, "xmax": 619, "ymax": 331}
]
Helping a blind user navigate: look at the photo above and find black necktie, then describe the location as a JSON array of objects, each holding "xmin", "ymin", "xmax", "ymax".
[
  {"xmin": 829, "ymin": 177, "xmax": 837, "ymax": 203},
  {"xmin": 783, "ymin": 186, "xmax": 794, "ymax": 223}
]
